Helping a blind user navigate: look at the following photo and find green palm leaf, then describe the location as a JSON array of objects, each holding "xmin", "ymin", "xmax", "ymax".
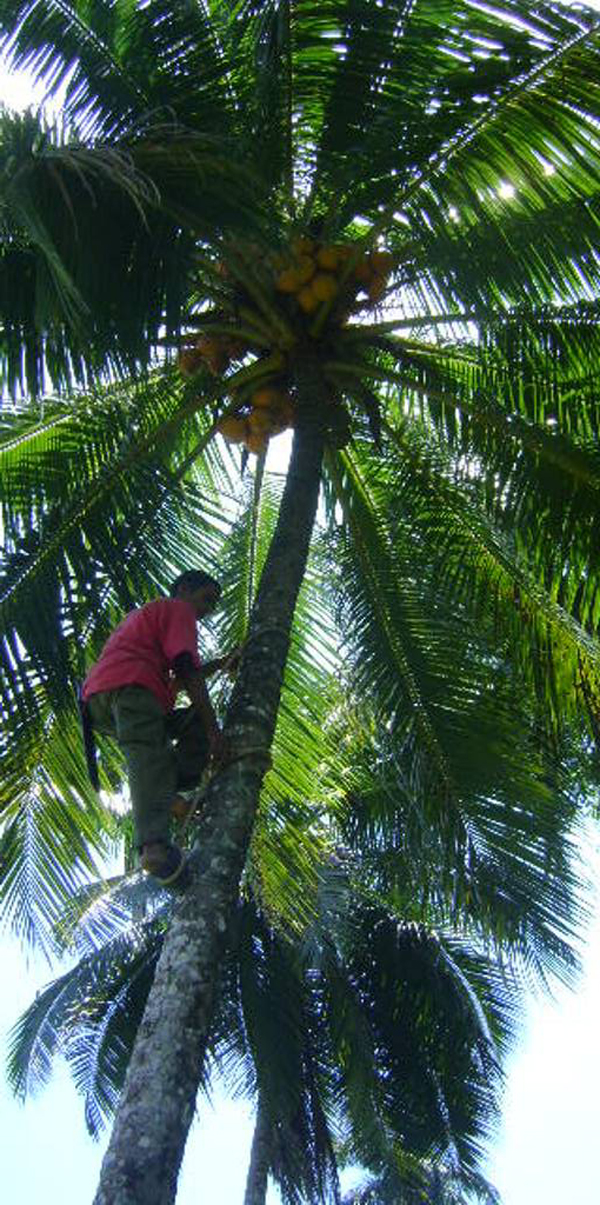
[
  {"xmin": 323, "ymin": 449, "xmax": 588, "ymax": 981},
  {"xmin": 0, "ymin": 0, "xmax": 238, "ymax": 139}
]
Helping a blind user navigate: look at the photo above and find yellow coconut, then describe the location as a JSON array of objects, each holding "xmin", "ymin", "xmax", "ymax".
[
  {"xmin": 311, "ymin": 272, "xmax": 338, "ymax": 303},
  {"xmin": 248, "ymin": 408, "xmax": 278, "ymax": 437},
  {"xmin": 196, "ymin": 335, "xmax": 221, "ymax": 355},
  {"xmin": 316, "ymin": 245, "xmax": 341, "ymax": 271},
  {"xmin": 251, "ymin": 386, "xmax": 285, "ymax": 409},
  {"xmin": 217, "ymin": 415, "xmax": 248, "ymax": 444},
  {"xmin": 263, "ymin": 394, "xmax": 295, "ymax": 434},
  {"xmin": 294, "ymin": 254, "xmax": 316, "ymax": 286},
  {"xmin": 297, "ymin": 284, "xmax": 320, "ymax": 313},
  {"xmin": 196, "ymin": 335, "xmax": 230, "ymax": 374},
  {"xmin": 291, "ymin": 236, "xmax": 315, "ymax": 257},
  {"xmin": 276, "ymin": 267, "xmax": 303, "ymax": 293}
]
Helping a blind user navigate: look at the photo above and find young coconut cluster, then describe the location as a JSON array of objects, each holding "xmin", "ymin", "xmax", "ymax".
[
  {"xmin": 178, "ymin": 332, "xmax": 247, "ymax": 378},
  {"xmin": 274, "ymin": 237, "xmax": 394, "ymax": 314},
  {"xmin": 217, "ymin": 385, "xmax": 295, "ymax": 457},
  {"xmin": 177, "ymin": 233, "xmax": 396, "ymax": 456}
]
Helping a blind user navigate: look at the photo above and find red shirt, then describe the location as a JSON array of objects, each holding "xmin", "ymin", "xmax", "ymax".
[{"xmin": 82, "ymin": 598, "xmax": 202, "ymax": 712}]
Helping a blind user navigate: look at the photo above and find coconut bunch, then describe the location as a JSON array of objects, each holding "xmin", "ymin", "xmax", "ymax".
[
  {"xmin": 176, "ymin": 235, "xmax": 396, "ymax": 384},
  {"xmin": 175, "ymin": 233, "xmax": 397, "ymax": 458},
  {"xmin": 217, "ymin": 384, "xmax": 295, "ymax": 457},
  {"xmin": 274, "ymin": 237, "xmax": 394, "ymax": 314},
  {"xmin": 177, "ymin": 331, "xmax": 249, "ymax": 378}
]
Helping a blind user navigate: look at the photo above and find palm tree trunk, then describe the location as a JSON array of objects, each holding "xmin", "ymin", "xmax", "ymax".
[
  {"xmin": 243, "ymin": 1096, "xmax": 271, "ymax": 1205},
  {"xmin": 93, "ymin": 354, "xmax": 326, "ymax": 1205}
]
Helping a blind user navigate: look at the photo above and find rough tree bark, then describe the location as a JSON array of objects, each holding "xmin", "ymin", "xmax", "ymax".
[
  {"xmin": 93, "ymin": 353, "xmax": 326, "ymax": 1204},
  {"xmin": 243, "ymin": 1096, "xmax": 271, "ymax": 1205}
]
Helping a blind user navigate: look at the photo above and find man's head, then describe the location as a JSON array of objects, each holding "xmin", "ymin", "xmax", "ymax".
[{"xmin": 169, "ymin": 570, "xmax": 221, "ymax": 618}]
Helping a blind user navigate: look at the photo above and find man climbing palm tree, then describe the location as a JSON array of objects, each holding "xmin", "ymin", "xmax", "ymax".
[{"xmin": 81, "ymin": 569, "xmax": 231, "ymax": 884}]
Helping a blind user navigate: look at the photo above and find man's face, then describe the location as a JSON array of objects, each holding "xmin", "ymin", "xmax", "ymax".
[{"xmin": 185, "ymin": 584, "xmax": 221, "ymax": 619}]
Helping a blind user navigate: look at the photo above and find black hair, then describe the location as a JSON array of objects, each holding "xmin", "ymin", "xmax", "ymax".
[{"xmin": 168, "ymin": 570, "xmax": 221, "ymax": 598}]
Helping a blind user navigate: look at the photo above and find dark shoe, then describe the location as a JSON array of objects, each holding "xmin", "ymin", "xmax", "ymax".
[{"xmin": 140, "ymin": 841, "xmax": 187, "ymax": 886}]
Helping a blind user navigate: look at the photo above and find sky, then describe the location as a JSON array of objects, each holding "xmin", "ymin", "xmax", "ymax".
[
  {"xmin": 3, "ymin": 10, "xmax": 600, "ymax": 1203},
  {"xmin": 484, "ymin": 859, "xmax": 600, "ymax": 1205}
]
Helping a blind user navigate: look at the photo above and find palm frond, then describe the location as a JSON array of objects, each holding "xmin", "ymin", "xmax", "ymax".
[
  {"xmin": 63, "ymin": 928, "xmax": 163, "ymax": 1137},
  {"xmin": 373, "ymin": 323, "xmax": 600, "ymax": 660},
  {"xmin": 362, "ymin": 5, "xmax": 600, "ymax": 247},
  {"xmin": 231, "ymin": 898, "xmax": 340, "ymax": 1205},
  {"xmin": 0, "ymin": 108, "xmax": 265, "ymax": 394},
  {"xmin": 342, "ymin": 1162, "xmax": 501, "ymax": 1205},
  {"xmin": 6, "ymin": 865, "xmax": 176, "ymax": 1132},
  {"xmin": 323, "ymin": 446, "xmax": 588, "ymax": 983},
  {"xmin": 338, "ymin": 914, "xmax": 503, "ymax": 1175},
  {"xmin": 299, "ymin": 2, "xmax": 600, "ymax": 243},
  {"xmin": 325, "ymin": 444, "xmax": 458, "ymax": 807},
  {"xmin": 1, "ymin": 369, "xmax": 226, "ymax": 707},
  {"xmin": 215, "ymin": 0, "xmax": 295, "ymax": 200},
  {"xmin": 377, "ymin": 413, "xmax": 600, "ymax": 739},
  {"xmin": 0, "ymin": 706, "xmax": 122, "ymax": 955},
  {"xmin": 7, "ymin": 921, "xmax": 164, "ymax": 1135},
  {"xmin": 0, "ymin": 0, "xmax": 238, "ymax": 140}
]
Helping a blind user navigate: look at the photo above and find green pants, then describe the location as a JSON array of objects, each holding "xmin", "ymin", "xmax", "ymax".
[{"xmin": 87, "ymin": 685, "xmax": 209, "ymax": 848}]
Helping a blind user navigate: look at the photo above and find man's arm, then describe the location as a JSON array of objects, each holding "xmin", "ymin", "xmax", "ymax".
[
  {"xmin": 199, "ymin": 656, "xmax": 228, "ymax": 679},
  {"xmin": 200, "ymin": 645, "xmax": 244, "ymax": 679},
  {"xmin": 170, "ymin": 653, "xmax": 228, "ymax": 762}
]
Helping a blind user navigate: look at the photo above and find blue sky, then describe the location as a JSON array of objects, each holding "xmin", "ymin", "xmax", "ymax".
[
  {"xmin": 484, "ymin": 863, "xmax": 600, "ymax": 1204},
  {"xmin": 3, "ymin": 10, "xmax": 600, "ymax": 1200}
]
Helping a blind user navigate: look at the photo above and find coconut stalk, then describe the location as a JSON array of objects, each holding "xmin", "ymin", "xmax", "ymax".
[{"xmin": 93, "ymin": 350, "xmax": 327, "ymax": 1205}]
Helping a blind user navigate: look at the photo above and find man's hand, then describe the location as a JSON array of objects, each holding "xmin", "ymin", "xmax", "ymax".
[
  {"xmin": 197, "ymin": 644, "xmax": 245, "ymax": 680},
  {"xmin": 219, "ymin": 643, "xmax": 245, "ymax": 678}
]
